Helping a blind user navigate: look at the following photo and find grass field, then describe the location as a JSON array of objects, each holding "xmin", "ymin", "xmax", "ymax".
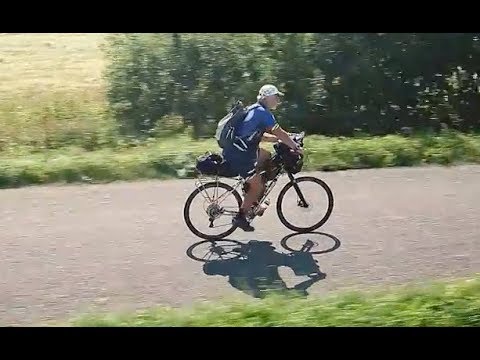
[
  {"xmin": 0, "ymin": 33, "xmax": 106, "ymax": 100},
  {"xmin": 0, "ymin": 33, "xmax": 112, "ymax": 154},
  {"xmin": 69, "ymin": 274, "xmax": 480, "ymax": 326}
]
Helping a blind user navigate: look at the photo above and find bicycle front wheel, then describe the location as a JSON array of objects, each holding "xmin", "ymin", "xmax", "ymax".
[
  {"xmin": 183, "ymin": 181, "xmax": 242, "ymax": 240},
  {"xmin": 276, "ymin": 176, "xmax": 334, "ymax": 233}
]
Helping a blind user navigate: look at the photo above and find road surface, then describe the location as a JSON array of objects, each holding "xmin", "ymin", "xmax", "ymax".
[{"xmin": 1, "ymin": 165, "xmax": 480, "ymax": 325}]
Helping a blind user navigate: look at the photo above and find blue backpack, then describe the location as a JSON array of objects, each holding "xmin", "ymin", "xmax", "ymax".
[{"xmin": 215, "ymin": 101, "xmax": 260, "ymax": 149}]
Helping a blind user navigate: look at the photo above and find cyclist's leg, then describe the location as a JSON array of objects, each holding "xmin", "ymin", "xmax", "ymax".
[
  {"xmin": 230, "ymin": 156, "xmax": 260, "ymax": 231},
  {"xmin": 252, "ymin": 147, "xmax": 273, "ymax": 203},
  {"xmin": 242, "ymin": 172, "xmax": 264, "ymax": 213},
  {"xmin": 256, "ymin": 147, "xmax": 272, "ymax": 173},
  {"xmin": 224, "ymin": 149, "xmax": 261, "ymax": 206}
]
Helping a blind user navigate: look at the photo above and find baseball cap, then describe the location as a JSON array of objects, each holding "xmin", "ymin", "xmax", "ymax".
[{"xmin": 257, "ymin": 84, "xmax": 284, "ymax": 99}]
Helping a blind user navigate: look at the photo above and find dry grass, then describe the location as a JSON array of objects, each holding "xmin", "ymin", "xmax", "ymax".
[
  {"xmin": 0, "ymin": 33, "xmax": 107, "ymax": 101},
  {"xmin": 0, "ymin": 33, "xmax": 113, "ymax": 152}
]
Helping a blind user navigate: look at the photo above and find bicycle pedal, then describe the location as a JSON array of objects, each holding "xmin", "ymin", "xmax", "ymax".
[{"xmin": 255, "ymin": 209, "xmax": 266, "ymax": 217}]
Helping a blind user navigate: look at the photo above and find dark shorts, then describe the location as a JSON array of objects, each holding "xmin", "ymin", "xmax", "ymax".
[{"xmin": 223, "ymin": 148, "xmax": 257, "ymax": 179}]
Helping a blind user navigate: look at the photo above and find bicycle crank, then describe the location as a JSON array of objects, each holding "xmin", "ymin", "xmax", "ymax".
[
  {"xmin": 211, "ymin": 245, "xmax": 227, "ymax": 256},
  {"xmin": 300, "ymin": 239, "xmax": 317, "ymax": 252}
]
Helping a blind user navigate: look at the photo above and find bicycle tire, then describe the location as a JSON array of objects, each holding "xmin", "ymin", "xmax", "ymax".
[
  {"xmin": 276, "ymin": 176, "xmax": 334, "ymax": 233},
  {"xmin": 280, "ymin": 231, "xmax": 341, "ymax": 254},
  {"xmin": 183, "ymin": 181, "xmax": 242, "ymax": 240},
  {"xmin": 186, "ymin": 239, "xmax": 244, "ymax": 262}
]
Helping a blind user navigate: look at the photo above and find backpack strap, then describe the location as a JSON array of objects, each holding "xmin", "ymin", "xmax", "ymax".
[
  {"xmin": 231, "ymin": 103, "xmax": 264, "ymax": 152},
  {"xmin": 247, "ymin": 102, "xmax": 262, "ymax": 112}
]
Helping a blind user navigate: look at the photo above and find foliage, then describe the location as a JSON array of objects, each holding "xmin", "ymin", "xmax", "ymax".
[{"xmin": 103, "ymin": 33, "xmax": 480, "ymax": 138}]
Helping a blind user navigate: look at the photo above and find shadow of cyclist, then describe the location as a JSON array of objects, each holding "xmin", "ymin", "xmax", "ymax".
[{"xmin": 187, "ymin": 232, "xmax": 340, "ymax": 299}]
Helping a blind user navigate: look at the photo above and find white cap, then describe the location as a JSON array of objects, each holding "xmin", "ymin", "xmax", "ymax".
[{"xmin": 257, "ymin": 84, "xmax": 284, "ymax": 100}]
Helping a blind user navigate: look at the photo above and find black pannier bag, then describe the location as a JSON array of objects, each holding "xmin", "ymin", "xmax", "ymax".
[
  {"xmin": 195, "ymin": 152, "xmax": 233, "ymax": 177},
  {"xmin": 274, "ymin": 142, "xmax": 304, "ymax": 174},
  {"xmin": 283, "ymin": 151, "xmax": 304, "ymax": 174}
]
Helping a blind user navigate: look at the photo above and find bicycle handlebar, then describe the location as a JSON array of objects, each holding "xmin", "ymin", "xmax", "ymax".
[{"xmin": 276, "ymin": 131, "xmax": 305, "ymax": 143}]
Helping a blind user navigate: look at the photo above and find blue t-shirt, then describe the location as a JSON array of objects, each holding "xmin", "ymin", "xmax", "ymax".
[
  {"xmin": 227, "ymin": 103, "xmax": 277, "ymax": 154},
  {"xmin": 236, "ymin": 103, "xmax": 276, "ymax": 137}
]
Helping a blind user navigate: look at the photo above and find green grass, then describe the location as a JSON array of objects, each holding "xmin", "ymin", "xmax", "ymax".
[
  {"xmin": 69, "ymin": 275, "xmax": 480, "ymax": 326},
  {"xmin": 1, "ymin": 131, "xmax": 480, "ymax": 189}
]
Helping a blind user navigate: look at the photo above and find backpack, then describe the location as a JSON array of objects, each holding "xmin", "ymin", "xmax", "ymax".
[{"xmin": 215, "ymin": 100, "xmax": 259, "ymax": 149}]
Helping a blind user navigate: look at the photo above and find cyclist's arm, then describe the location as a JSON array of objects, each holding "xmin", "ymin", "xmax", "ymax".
[
  {"xmin": 261, "ymin": 133, "xmax": 278, "ymax": 142},
  {"xmin": 261, "ymin": 111, "xmax": 303, "ymax": 153},
  {"xmin": 268, "ymin": 125, "xmax": 303, "ymax": 154}
]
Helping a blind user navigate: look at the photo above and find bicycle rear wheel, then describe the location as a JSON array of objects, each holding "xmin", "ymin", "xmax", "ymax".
[
  {"xmin": 276, "ymin": 176, "xmax": 334, "ymax": 233},
  {"xmin": 186, "ymin": 239, "xmax": 244, "ymax": 262},
  {"xmin": 183, "ymin": 181, "xmax": 242, "ymax": 240}
]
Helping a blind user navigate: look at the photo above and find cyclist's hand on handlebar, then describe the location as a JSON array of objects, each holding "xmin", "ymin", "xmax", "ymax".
[
  {"xmin": 277, "ymin": 133, "xmax": 294, "ymax": 141},
  {"xmin": 292, "ymin": 146, "xmax": 304, "ymax": 156}
]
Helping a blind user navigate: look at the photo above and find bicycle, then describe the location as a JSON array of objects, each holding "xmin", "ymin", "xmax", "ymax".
[{"xmin": 183, "ymin": 132, "xmax": 334, "ymax": 240}]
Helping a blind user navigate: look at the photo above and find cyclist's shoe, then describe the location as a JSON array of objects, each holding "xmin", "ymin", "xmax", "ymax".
[{"xmin": 232, "ymin": 213, "xmax": 255, "ymax": 232}]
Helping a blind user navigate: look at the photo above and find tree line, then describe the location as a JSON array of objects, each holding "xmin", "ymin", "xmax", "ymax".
[{"xmin": 103, "ymin": 33, "xmax": 480, "ymax": 139}]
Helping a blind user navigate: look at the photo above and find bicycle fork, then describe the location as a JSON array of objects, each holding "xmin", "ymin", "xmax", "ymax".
[{"xmin": 287, "ymin": 173, "xmax": 309, "ymax": 208}]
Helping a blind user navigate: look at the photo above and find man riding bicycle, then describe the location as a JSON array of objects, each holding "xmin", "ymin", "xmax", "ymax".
[{"xmin": 223, "ymin": 84, "xmax": 304, "ymax": 232}]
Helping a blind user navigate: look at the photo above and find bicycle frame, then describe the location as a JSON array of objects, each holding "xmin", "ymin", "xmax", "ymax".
[
  {"xmin": 193, "ymin": 161, "xmax": 294, "ymax": 220},
  {"xmin": 192, "ymin": 132, "xmax": 306, "ymax": 219}
]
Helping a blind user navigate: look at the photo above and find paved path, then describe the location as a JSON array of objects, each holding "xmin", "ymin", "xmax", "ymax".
[{"xmin": 1, "ymin": 165, "xmax": 480, "ymax": 325}]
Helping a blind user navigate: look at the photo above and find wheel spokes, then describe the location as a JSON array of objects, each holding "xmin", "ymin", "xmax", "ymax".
[
  {"xmin": 185, "ymin": 182, "xmax": 242, "ymax": 239},
  {"xmin": 278, "ymin": 177, "xmax": 333, "ymax": 231}
]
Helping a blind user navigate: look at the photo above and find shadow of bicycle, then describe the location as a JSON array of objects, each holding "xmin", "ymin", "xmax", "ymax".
[{"xmin": 186, "ymin": 232, "xmax": 341, "ymax": 299}]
